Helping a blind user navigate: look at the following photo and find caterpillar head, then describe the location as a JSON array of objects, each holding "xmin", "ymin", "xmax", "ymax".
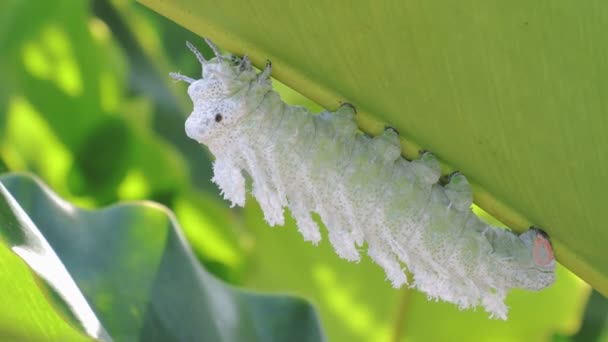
[{"xmin": 171, "ymin": 39, "xmax": 272, "ymax": 144}]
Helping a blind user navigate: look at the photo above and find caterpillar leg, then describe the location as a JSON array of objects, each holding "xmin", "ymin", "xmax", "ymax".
[
  {"xmin": 371, "ymin": 128, "xmax": 402, "ymax": 163},
  {"xmin": 237, "ymin": 55, "xmax": 252, "ymax": 71},
  {"xmin": 384, "ymin": 126, "xmax": 399, "ymax": 135},
  {"xmin": 257, "ymin": 60, "xmax": 272, "ymax": 83},
  {"xmin": 411, "ymin": 151, "xmax": 441, "ymax": 185},
  {"xmin": 444, "ymin": 171, "xmax": 473, "ymax": 211},
  {"xmin": 324, "ymin": 103, "xmax": 358, "ymax": 140},
  {"xmin": 338, "ymin": 102, "xmax": 357, "ymax": 115}
]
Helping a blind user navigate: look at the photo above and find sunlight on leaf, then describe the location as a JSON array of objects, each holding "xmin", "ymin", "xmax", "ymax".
[
  {"xmin": 313, "ymin": 264, "xmax": 391, "ymax": 342},
  {"xmin": 0, "ymin": 184, "xmax": 111, "ymax": 341},
  {"xmin": 0, "ymin": 242, "xmax": 90, "ymax": 342},
  {"xmin": 99, "ymin": 72, "xmax": 121, "ymax": 113},
  {"xmin": 175, "ymin": 195, "xmax": 241, "ymax": 269},
  {"xmin": 21, "ymin": 41, "xmax": 52, "ymax": 79},
  {"xmin": 117, "ymin": 169, "xmax": 150, "ymax": 199},
  {"xmin": 2, "ymin": 96, "xmax": 72, "ymax": 189},
  {"xmin": 21, "ymin": 25, "xmax": 83, "ymax": 97}
]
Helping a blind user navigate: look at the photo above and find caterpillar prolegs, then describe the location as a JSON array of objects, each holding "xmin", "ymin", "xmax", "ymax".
[{"xmin": 171, "ymin": 39, "xmax": 556, "ymax": 319}]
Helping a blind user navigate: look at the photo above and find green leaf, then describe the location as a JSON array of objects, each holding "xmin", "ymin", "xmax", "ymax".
[
  {"xmin": 138, "ymin": 0, "xmax": 608, "ymax": 295},
  {"xmin": 566, "ymin": 290, "xmax": 608, "ymax": 342},
  {"xmin": 0, "ymin": 173, "xmax": 324, "ymax": 341}
]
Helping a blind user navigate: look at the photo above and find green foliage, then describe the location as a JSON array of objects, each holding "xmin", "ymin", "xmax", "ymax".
[
  {"xmin": 138, "ymin": 0, "xmax": 608, "ymax": 294},
  {"xmin": 0, "ymin": 0, "xmax": 604, "ymax": 341},
  {"xmin": 0, "ymin": 173, "xmax": 323, "ymax": 341},
  {"xmin": 567, "ymin": 290, "xmax": 608, "ymax": 342}
]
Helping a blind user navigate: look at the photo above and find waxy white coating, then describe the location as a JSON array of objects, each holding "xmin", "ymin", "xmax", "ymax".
[{"xmin": 172, "ymin": 39, "xmax": 556, "ymax": 319}]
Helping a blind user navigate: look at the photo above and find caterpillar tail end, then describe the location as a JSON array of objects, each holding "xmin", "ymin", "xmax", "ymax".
[{"xmin": 529, "ymin": 226, "xmax": 555, "ymax": 267}]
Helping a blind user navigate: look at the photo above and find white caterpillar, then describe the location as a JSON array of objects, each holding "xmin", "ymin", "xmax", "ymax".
[{"xmin": 171, "ymin": 39, "xmax": 556, "ymax": 319}]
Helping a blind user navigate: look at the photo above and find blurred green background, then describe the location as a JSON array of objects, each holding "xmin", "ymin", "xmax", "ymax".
[{"xmin": 0, "ymin": 0, "xmax": 606, "ymax": 341}]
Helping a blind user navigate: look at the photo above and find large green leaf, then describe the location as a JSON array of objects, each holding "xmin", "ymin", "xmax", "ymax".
[
  {"xmin": 138, "ymin": 0, "xmax": 608, "ymax": 295},
  {"xmin": 0, "ymin": 1, "xmax": 599, "ymax": 341},
  {"xmin": 0, "ymin": 173, "xmax": 324, "ymax": 341}
]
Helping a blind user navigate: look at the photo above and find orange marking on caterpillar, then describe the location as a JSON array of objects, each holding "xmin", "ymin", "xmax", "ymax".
[{"xmin": 533, "ymin": 234, "xmax": 554, "ymax": 266}]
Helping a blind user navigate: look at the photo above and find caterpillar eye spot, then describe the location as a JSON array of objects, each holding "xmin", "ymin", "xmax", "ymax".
[{"xmin": 175, "ymin": 38, "xmax": 556, "ymax": 320}]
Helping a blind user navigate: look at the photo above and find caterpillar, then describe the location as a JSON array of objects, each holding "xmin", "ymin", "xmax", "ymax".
[{"xmin": 171, "ymin": 39, "xmax": 556, "ymax": 319}]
